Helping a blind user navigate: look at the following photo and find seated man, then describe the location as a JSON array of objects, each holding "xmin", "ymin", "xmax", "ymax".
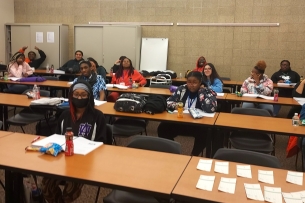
[
  {"xmin": 17, "ymin": 46, "xmax": 46, "ymax": 69},
  {"xmin": 58, "ymin": 50, "xmax": 84, "ymax": 81}
]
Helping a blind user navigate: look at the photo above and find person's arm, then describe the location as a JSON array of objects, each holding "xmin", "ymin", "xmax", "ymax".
[
  {"xmin": 294, "ymin": 80, "xmax": 305, "ymax": 97},
  {"xmin": 18, "ymin": 46, "xmax": 27, "ymax": 54},
  {"xmin": 240, "ymin": 80, "xmax": 248, "ymax": 94},
  {"xmin": 34, "ymin": 46, "xmax": 46, "ymax": 68},
  {"xmin": 211, "ymin": 78, "xmax": 223, "ymax": 93},
  {"xmin": 271, "ymin": 72, "xmax": 278, "ymax": 83},
  {"xmin": 24, "ymin": 63, "xmax": 33, "ymax": 76},
  {"xmin": 166, "ymin": 86, "xmax": 184, "ymax": 111},
  {"xmin": 111, "ymin": 74, "xmax": 117, "ymax": 84},
  {"xmin": 59, "ymin": 60, "xmax": 69, "ymax": 71},
  {"xmin": 198, "ymin": 87, "xmax": 217, "ymax": 113},
  {"xmin": 93, "ymin": 111, "xmax": 107, "ymax": 142},
  {"xmin": 134, "ymin": 71, "xmax": 147, "ymax": 86},
  {"xmin": 258, "ymin": 79, "xmax": 273, "ymax": 96},
  {"xmin": 97, "ymin": 76, "xmax": 107, "ymax": 100}
]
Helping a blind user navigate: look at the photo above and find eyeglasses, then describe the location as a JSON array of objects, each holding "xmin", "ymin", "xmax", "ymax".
[
  {"xmin": 204, "ymin": 68, "xmax": 212, "ymax": 70},
  {"xmin": 72, "ymin": 93, "xmax": 88, "ymax": 99}
]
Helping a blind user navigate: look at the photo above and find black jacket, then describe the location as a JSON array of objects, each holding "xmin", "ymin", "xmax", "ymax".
[
  {"xmin": 29, "ymin": 49, "xmax": 46, "ymax": 69},
  {"xmin": 271, "ymin": 69, "xmax": 300, "ymax": 97},
  {"xmin": 59, "ymin": 58, "xmax": 83, "ymax": 74}
]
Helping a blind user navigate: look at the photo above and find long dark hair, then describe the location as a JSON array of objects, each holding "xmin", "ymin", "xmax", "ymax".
[
  {"xmin": 115, "ymin": 57, "xmax": 134, "ymax": 79},
  {"xmin": 202, "ymin": 63, "xmax": 222, "ymax": 85},
  {"xmin": 68, "ymin": 80, "xmax": 95, "ymax": 122}
]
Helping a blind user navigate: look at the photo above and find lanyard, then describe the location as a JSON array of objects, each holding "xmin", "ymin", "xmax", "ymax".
[{"xmin": 188, "ymin": 93, "xmax": 196, "ymax": 108}]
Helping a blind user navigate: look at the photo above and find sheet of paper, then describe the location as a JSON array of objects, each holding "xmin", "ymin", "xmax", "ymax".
[
  {"xmin": 218, "ymin": 177, "xmax": 236, "ymax": 194},
  {"xmin": 36, "ymin": 32, "xmax": 43, "ymax": 43},
  {"xmin": 244, "ymin": 183, "xmax": 264, "ymax": 201},
  {"xmin": 214, "ymin": 161, "xmax": 229, "ymax": 174},
  {"xmin": 197, "ymin": 159, "xmax": 213, "ymax": 172},
  {"xmin": 105, "ymin": 84, "xmax": 128, "ymax": 89},
  {"xmin": 258, "ymin": 170, "xmax": 274, "ymax": 184},
  {"xmin": 71, "ymin": 137, "xmax": 103, "ymax": 155},
  {"xmin": 32, "ymin": 134, "xmax": 71, "ymax": 147},
  {"xmin": 236, "ymin": 165, "xmax": 252, "ymax": 178},
  {"xmin": 286, "ymin": 171, "xmax": 303, "ymax": 186},
  {"xmin": 47, "ymin": 32, "xmax": 55, "ymax": 43},
  {"xmin": 53, "ymin": 70, "xmax": 65, "ymax": 74},
  {"xmin": 257, "ymin": 95, "xmax": 274, "ymax": 100},
  {"xmin": 277, "ymin": 83, "xmax": 296, "ymax": 86},
  {"xmin": 94, "ymin": 100, "xmax": 107, "ymax": 106},
  {"xmin": 172, "ymin": 110, "xmax": 215, "ymax": 117},
  {"xmin": 282, "ymin": 192, "xmax": 302, "ymax": 203},
  {"xmin": 196, "ymin": 175, "xmax": 215, "ymax": 191},
  {"xmin": 290, "ymin": 191, "xmax": 305, "ymax": 203},
  {"xmin": 294, "ymin": 97, "xmax": 305, "ymax": 106},
  {"xmin": 8, "ymin": 77, "xmax": 20, "ymax": 81},
  {"xmin": 242, "ymin": 93, "xmax": 258, "ymax": 98},
  {"xmin": 216, "ymin": 93, "xmax": 224, "ymax": 96},
  {"xmin": 264, "ymin": 186, "xmax": 282, "ymax": 203}
]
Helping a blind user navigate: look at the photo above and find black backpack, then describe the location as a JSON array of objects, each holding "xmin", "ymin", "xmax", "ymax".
[{"xmin": 143, "ymin": 95, "xmax": 167, "ymax": 114}]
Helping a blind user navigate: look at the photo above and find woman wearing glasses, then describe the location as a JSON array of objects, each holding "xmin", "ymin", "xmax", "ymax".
[
  {"xmin": 202, "ymin": 63, "xmax": 223, "ymax": 93},
  {"xmin": 42, "ymin": 80, "xmax": 108, "ymax": 203},
  {"xmin": 73, "ymin": 60, "xmax": 107, "ymax": 100},
  {"xmin": 240, "ymin": 60, "xmax": 273, "ymax": 114}
]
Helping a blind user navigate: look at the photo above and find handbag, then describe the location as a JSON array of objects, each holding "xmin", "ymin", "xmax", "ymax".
[
  {"xmin": 19, "ymin": 76, "xmax": 46, "ymax": 82},
  {"xmin": 114, "ymin": 93, "xmax": 147, "ymax": 113}
]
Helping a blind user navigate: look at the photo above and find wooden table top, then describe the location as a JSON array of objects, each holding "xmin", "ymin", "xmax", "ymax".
[
  {"xmin": 235, "ymin": 81, "xmax": 295, "ymax": 89},
  {"xmin": 172, "ymin": 156, "xmax": 305, "ymax": 203},
  {"xmin": 0, "ymin": 93, "xmax": 32, "ymax": 107},
  {"xmin": 215, "ymin": 112, "xmax": 305, "ymax": 137},
  {"xmin": 0, "ymin": 133, "xmax": 191, "ymax": 198},
  {"xmin": 96, "ymin": 102, "xmax": 219, "ymax": 126},
  {"xmin": 0, "ymin": 130, "xmax": 14, "ymax": 138},
  {"xmin": 107, "ymin": 86, "xmax": 227, "ymax": 100},
  {"xmin": 35, "ymin": 69, "xmax": 80, "ymax": 76},
  {"xmin": 0, "ymin": 79, "xmax": 71, "ymax": 88},
  {"xmin": 225, "ymin": 93, "xmax": 300, "ymax": 106}
]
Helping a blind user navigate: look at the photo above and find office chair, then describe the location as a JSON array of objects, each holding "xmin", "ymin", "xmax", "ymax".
[
  {"xmin": 101, "ymin": 136, "xmax": 181, "ymax": 203},
  {"xmin": 228, "ymin": 107, "xmax": 275, "ymax": 155},
  {"xmin": 6, "ymin": 89, "xmax": 51, "ymax": 133},
  {"xmin": 213, "ymin": 148, "xmax": 281, "ymax": 168}
]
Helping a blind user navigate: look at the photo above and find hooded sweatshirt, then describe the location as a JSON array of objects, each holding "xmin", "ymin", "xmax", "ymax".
[
  {"xmin": 193, "ymin": 56, "xmax": 207, "ymax": 72},
  {"xmin": 271, "ymin": 68, "xmax": 300, "ymax": 97}
]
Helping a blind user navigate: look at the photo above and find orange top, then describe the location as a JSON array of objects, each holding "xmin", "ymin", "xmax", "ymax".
[
  {"xmin": 18, "ymin": 48, "xmax": 30, "ymax": 63},
  {"xmin": 111, "ymin": 69, "xmax": 147, "ymax": 86}
]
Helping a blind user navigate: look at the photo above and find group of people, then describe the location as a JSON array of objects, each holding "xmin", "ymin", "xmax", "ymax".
[{"xmin": 5, "ymin": 47, "xmax": 305, "ymax": 201}]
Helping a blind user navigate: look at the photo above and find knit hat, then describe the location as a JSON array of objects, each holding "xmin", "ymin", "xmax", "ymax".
[{"xmin": 73, "ymin": 83, "xmax": 90, "ymax": 93}]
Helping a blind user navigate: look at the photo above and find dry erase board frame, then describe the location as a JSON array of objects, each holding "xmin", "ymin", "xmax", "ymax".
[{"xmin": 140, "ymin": 38, "xmax": 168, "ymax": 71}]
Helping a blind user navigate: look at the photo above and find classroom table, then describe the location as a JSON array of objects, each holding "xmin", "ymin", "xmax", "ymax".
[
  {"xmin": 172, "ymin": 156, "xmax": 305, "ymax": 203},
  {"xmin": 0, "ymin": 79, "xmax": 71, "ymax": 89},
  {"xmin": 0, "ymin": 133, "xmax": 191, "ymax": 203},
  {"xmin": 236, "ymin": 81, "xmax": 295, "ymax": 89},
  {"xmin": 215, "ymin": 112, "xmax": 305, "ymax": 137},
  {"xmin": 34, "ymin": 69, "xmax": 81, "ymax": 76},
  {"xmin": 225, "ymin": 93, "xmax": 300, "ymax": 106}
]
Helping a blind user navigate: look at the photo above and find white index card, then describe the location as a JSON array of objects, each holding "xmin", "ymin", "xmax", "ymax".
[
  {"xmin": 214, "ymin": 161, "xmax": 229, "ymax": 174},
  {"xmin": 196, "ymin": 175, "xmax": 215, "ymax": 191},
  {"xmin": 258, "ymin": 170, "xmax": 274, "ymax": 184},
  {"xmin": 197, "ymin": 159, "xmax": 213, "ymax": 172},
  {"xmin": 244, "ymin": 183, "xmax": 264, "ymax": 201},
  {"xmin": 218, "ymin": 177, "xmax": 236, "ymax": 194},
  {"xmin": 264, "ymin": 186, "xmax": 282, "ymax": 203},
  {"xmin": 282, "ymin": 192, "xmax": 302, "ymax": 203},
  {"xmin": 290, "ymin": 191, "xmax": 305, "ymax": 203},
  {"xmin": 237, "ymin": 165, "xmax": 252, "ymax": 178},
  {"xmin": 287, "ymin": 171, "xmax": 303, "ymax": 186}
]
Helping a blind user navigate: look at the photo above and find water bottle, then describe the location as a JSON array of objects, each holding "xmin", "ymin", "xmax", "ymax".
[
  {"xmin": 50, "ymin": 64, "xmax": 54, "ymax": 73},
  {"xmin": 273, "ymin": 89, "xmax": 279, "ymax": 102},
  {"xmin": 36, "ymin": 86, "xmax": 40, "ymax": 99},
  {"xmin": 129, "ymin": 77, "xmax": 133, "ymax": 89},
  {"xmin": 33, "ymin": 84, "xmax": 38, "ymax": 100},
  {"xmin": 46, "ymin": 64, "xmax": 50, "ymax": 72},
  {"xmin": 65, "ymin": 127, "xmax": 74, "ymax": 156},
  {"xmin": 177, "ymin": 101, "xmax": 184, "ymax": 118},
  {"xmin": 132, "ymin": 81, "xmax": 137, "ymax": 89},
  {"xmin": 292, "ymin": 113, "xmax": 299, "ymax": 126}
]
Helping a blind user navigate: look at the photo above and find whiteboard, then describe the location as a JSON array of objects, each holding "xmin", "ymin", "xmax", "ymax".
[{"xmin": 140, "ymin": 38, "xmax": 168, "ymax": 71}]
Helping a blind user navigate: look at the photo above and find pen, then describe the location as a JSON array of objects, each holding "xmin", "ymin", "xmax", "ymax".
[{"xmin": 31, "ymin": 136, "xmax": 40, "ymax": 143}]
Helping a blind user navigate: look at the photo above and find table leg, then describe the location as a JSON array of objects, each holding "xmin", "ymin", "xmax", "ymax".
[{"xmin": 5, "ymin": 170, "xmax": 24, "ymax": 202}]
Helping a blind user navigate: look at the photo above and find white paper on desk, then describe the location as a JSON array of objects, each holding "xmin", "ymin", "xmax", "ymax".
[
  {"xmin": 242, "ymin": 93, "xmax": 273, "ymax": 100},
  {"xmin": 54, "ymin": 70, "xmax": 65, "ymax": 74},
  {"xmin": 290, "ymin": 191, "xmax": 305, "ymax": 203},
  {"xmin": 242, "ymin": 93, "xmax": 259, "ymax": 98},
  {"xmin": 287, "ymin": 171, "xmax": 303, "ymax": 186},
  {"xmin": 264, "ymin": 186, "xmax": 282, "ymax": 203},
  {"xmin": 244, "ymin": 183, "xmax": 264, "ymax": 201},
  {"xmin": 70, "ymin": 137, "xmax": 103, "ymax": 155},
  {"xmin": 32, "ymin": 134, "xmax": 70, "ymax": 147},
  {"xmin": 196, "ymin": 175, "xmax": 215, "ymax": 191},
  {"xmin": 8, "ymin": 77, "xmax": 20, "ymax": 81},
  {"xmin": 282, "ymin": 192, "xmax": 302, "ymax": 203},
  {"xmin": 236, "ymin": 165, "xmax": 252, "ymax": 178},
  {"xmin": 197, "ymin": 159, "xmax": 212, "ymax": 172},
  {"xmin": 214, "ymin": 161, "xmax": 229, "ymax": 174},
  {"xmin": 94, "ymin": 100, "xmax": 107, "ymax": 106},
  {"xmin": 294, "ymin": 97, "xmax": 305, "ymax": 106},
  {"xmin": 258, "ymin": 170, "xmax": 274, "ymax": 184},
  {"xmin": 106, "ymin": 84, "xmax": 128, "ymax": 89},
  {"xmin": 172, "ymin": 109, "xmax": 216, "ymax": 117},
  {"xmin": 277, "ymin": 83, "xmax": 296, "ymax": 86},
  {"xmin": 218, "ymin": 177, "xmax": 236, "ymax": 194},
  {"xmin": 216, "ymin": 93, "xmax": 225, "ymax": 96}
]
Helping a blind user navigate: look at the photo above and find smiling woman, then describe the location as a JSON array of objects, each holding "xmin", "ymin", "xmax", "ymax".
[{"xmin": 202, "ymin": 63, "xmax": 223, "ymax": 93}]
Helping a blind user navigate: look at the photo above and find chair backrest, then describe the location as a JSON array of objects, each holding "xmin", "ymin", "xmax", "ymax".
[
  {"xmin": 213, "ymin": 148, "xmax": 281, "ymax": 168},
  {"xmin": 127, "ymin": 135, "xmax": 181, "ymax": 154},
  {"xmin": 105, "ymin": 124, "xmax": 113, "ymax": 145},
  {"xmin": 231, "ymin": 107, "xmax": 271, "ymax": 117}
]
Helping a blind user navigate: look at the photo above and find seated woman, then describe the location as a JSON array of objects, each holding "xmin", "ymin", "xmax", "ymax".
[
  {"xmin": 42, "ymin": 80, "xmax": 108, "ymax": 203},
  {"xmin": 59, "ymin": 50, "xmax": 84, "ymax": 81},
  {"xmin": 193, "ymin": 56, "xmax": 207, "ymax": 72},
  {"xmin": 108, "ymin": 57, "xmax": 147, "ymax": 102},
  {"xmin": 240, "ymin": 60, "xmax": 273, "ymax": 114},
  {"xmin": 202, "ymin": 63, "xmax": 223, "ymax": 93},
  {"xmin": 73, "ymin": 60, "xmax": 107, "ymax": 100},
  {"xmin": 158, "ymin": 71, "xmax": 217, "ymax": 156},
  {"xmin": 87, "ymin": 57, "xmax": 107, "ymax": 81},
  {"xmin": 7, "ymin": 52, "xmax": 33, "ymax": 94}
]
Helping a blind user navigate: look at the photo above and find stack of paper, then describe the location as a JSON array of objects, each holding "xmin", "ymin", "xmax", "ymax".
[
  {"xmin": 242, "ymin": 93, "xmax": 274, "ymax": 100},
  {"xmin": 106, "ymin": 84, "xmax": 128, "ymax": 89}
]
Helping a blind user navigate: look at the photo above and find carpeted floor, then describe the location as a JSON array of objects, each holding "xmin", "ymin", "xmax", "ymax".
[{"xmin": 0, "ymin": 106, "xmax": 303, "ymax": 203}]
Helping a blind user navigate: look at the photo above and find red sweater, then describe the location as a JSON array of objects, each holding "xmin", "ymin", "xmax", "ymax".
[{"xmin": 111, "ymin": 69, "xmax": 147, "ymax": 86}]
